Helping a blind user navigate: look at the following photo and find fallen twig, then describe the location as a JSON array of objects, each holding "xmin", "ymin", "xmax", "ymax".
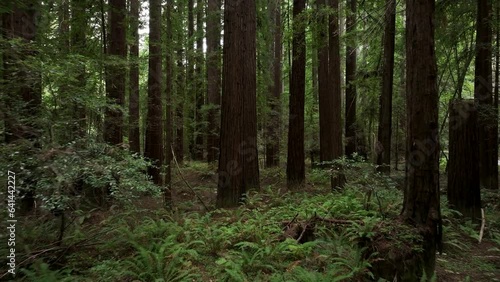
[{"xmin": 171, "ymin": 145, "xmax": 210, "ymax": 211}]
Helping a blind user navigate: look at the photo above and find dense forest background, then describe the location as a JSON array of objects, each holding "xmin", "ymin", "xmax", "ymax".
[{"xmin": 1, "ymin": 0, "xmax": 500, "ymax": 281}]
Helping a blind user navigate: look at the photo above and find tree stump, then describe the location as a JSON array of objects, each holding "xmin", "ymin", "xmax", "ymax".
[
  {"xmin": 448, "ymin": 99, "xmax": 481, "ymax": 221},
  {"xmin": 331, "ymin": 165, "xmax": 346, "ymax": 191}
]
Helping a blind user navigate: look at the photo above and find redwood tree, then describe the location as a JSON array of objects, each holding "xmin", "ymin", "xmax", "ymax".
[
  {"xmin": 217, "ymin": 0, "xmax": 259, "ymax": 208},
  {"xmin": 376, "ymin": 0, "xmax": 396, "ymax": 173},
  {"xmin": 104, "ymin": 0, "xmax": 126, "ymax": 145},
  {"xmin": 329, "ymin": 0, "xmax": 343, "ymax": 159},
  {"xmin": 317, "ymin": 0, "xmax": 335, "ymax": 162},
  {"xmin": 164, "ymin": 0, "xmax": 174, "ymax": 206},
  {"xmin": 345, "ymin": 0, "xmax": 357, "ymax": 157},
  {"xmin": 129, "ymin": 0, "xmax": 141, "ymax": 153},
  {"xmin": 402, "ymin": 0, "xmax": 441, "ymax": 278},
  {"xmin": 474, "ymin": 0, "xmax": 498, "ymax": 190},
  {"xmin": 265, "ymin": 0, "xmax": 282, "ymax": 168},
  {"xmin": 145, "ymin": 0, "xmax": 163, "ymax": 185},
  {"xmin": 286, "ymin": 0, "xmax": 306, "ymax": 188},
  {"xmin": 194, "ymin": 0, "xmax": 205, "ymax": 160},
  {"xmin": 206, "ymin": 0, "xmax": 221, "ymax": 163}
]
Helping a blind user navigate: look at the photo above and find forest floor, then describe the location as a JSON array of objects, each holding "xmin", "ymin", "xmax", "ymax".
[{"xmin": 1, "ymin": 160, "xmax": 499, "ymax": 281}]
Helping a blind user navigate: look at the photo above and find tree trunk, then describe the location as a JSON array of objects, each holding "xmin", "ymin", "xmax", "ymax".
[
  {"xmin": 318, "ymin": 0, "xmax": 334, "ymax": 163},
  {"xmin": 104, "ymin": 0, "xmax": 126, "ymax": 145},
  {"xmin": 266, "ymin": 0, "xmax": 282, "ymax": 168},
  {"xmin": 164, "ymin": 0, "xmax": 174, "ymax": 207},
  {"xmin": 217, "ymin": 0, "xmax": 258, "ymax": 208},
  {"xmin": 475, "ymin": 0, "xmax": 498, "ymax": 190},
  {"xmin": 401, "ymin": 0, "xmax": 441, "ymax": 279},
  {"xmin": 175, "ymin": 48, "xmax": 185, "ymax": 164},
  {"xmin": 129, "ymin": 0, "xmax": 141, "ymax": 153},
  {"xmin": 194, "ymin": 0, "xmax": 205, "ymax": 160},
  {"xmin": 329, "ymin": 0, "xmax": 343, "ymax": 159},
  {"xmin": 496, "ymin": 0, "xmax": 499, "ymax": 110},
  {"xmin": 145, "ymin": 0, "xmax": 163, "ymax": 185},
  {"xmin": 187, "ymin": 0, "xmax": 195, "ymax": 159},
  {"xmin": 286, "ymin": 0, "xmax": 306, "ymax": 188},
  {"xmin": 448, "ymin": 99, "xmax": 481, "ymax": 221},
  {"xmin": 376, "ymin": 0, "xmax": 396, "ymax": 173},
  {"xmin": 206, "ymin": 0, "xmax": 221, "ymax": 163},
  {"xmin": 345, "ymin": 0, "xmax": 357, "ymax": 157},
  {"xmin": 70, "ymin": 0, "xmax": 87, "ymax": 138}
]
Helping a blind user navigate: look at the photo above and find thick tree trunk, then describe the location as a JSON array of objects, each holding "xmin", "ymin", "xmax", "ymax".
[
  {"xmin": 376, "ymin": 0, "xmax": 396, "ymax": 173},
  {"xmin": 145, "ymin": 0, "xmax": 163, "ymax": 185},
  {"xmin": 475, "ymin": 0, "xmax": 498, "ymax": 190},
  {"xmin": 286, "ymin": 0, "xmax": 306, "ymax": 188},
  {"xmin": 317, "ymin": 0, "xmax": 333, "ymax": 162},
  {"xmin": 266, "ymin": 0, "xmax": 282, "ymax": 168},
  {"xmin": 206, "ymin": 0, "xmax": 221, "ymax": 163},
  {"xmin": 345, "ymin": 0, "xmax": 357, "ymax": 157},
  {"xmin": 129, "ymin": 0, "xmax": 141, "ymax": 153},
  {"xmin": 104, "ymin": 0, "xmax": 126, "ymax": 145},
  {"xmin": 164, "ymin": 0, "xmax": 174, "ymax": 207},
  {"xmin": 217, "ymin": 0, "xmax": 258, "ymax": 208},
  {"xmin": 194, "ymin": 0, "xmax": 205, "ymax": 160},
  {"xmin": 3, "ymin": 1, "xmax": 41, "ymax": 143},
  {"xmin": 448, "ymin": 100, "xmax": 481, "ymax": 221},
  {"xmin": 401, "ymin": 0, "xmax": 441, "ymax": 279},
  {"xmin": 329, "ymin": 0, "xmax": 343, "ymax": 159}
]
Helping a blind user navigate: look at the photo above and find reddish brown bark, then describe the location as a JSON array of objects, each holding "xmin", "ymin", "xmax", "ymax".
[
  {"xmin": 329, "ymin": 0, "xmax": 343, "ymax": 159},
  {"xmin": 206, "ymin": 0, "xmax": 221, "ymax": 163},
  {"xmin": 217, "ymin": 0, "xmax": 259, "ymax": 208},
  {"xmin": 144, "ymin": 0, "xmax": 163, "ymax": 185},
  {"xmin": 128, "ymin": 0, "xmax": 141, "ymax": 153},
  {"xmin": 265, "ymin": 0, "xmax": 282, "ymax": 168},
  {"xmin": 376, "ymin": 0, "xmax": 396, "ymax": 173},
  {"xmin": 194, "ymin": 0, "xmax": 204, "ymax": 160},
  {"xmin": 104, "ymin": 0, "xmax": 126, "ymax": 145},
  {"xmin": 345, "ymin": 0, "xmax": 357, "ymax": 157},
  {"xmin": 286, "ymin": 0, "xmax": 306, "ymax": 188}
]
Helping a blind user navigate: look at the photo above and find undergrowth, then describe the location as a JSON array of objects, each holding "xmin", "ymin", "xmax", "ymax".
[{"xmin": 2, "ymin": 162, "xmax": 499, "ymax": 281}]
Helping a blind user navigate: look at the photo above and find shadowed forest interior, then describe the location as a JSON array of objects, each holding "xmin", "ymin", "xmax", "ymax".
[{"xmin": 1, "ymin": 0, "xmax": 500, "ymax": 281}]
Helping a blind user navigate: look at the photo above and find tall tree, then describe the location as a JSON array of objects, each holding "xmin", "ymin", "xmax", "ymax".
[
  {"xmin": 128, "ymin": 0, "xmax": 141, "ymax": 153},
  {"xmin": 217, "ymin": 0, "xmax": 258, "ymax": 208},
  {"xmin": 70, "ymin": 0, "xmax": 88, "ymax": 138},
  {"xmin": 174, "ymin": 1, "xmax": 185, "ymax": 164},
  {"xmin": 286, "ymin": 0, "xmax": 306, "ymax": 188},
  {"xmin": 265, "ymin": 0, "xmax": 282, "ymax": 168},
  {"xmin": 345, "ymin": 0, "xmax": 357, "ymax": 156},
  {"xmin": 145, "ymin": 0, "xmax": 163, "ymax": 185},
  {"xmin": 104, "ymin": 0, "xmax": 126, "ymax": 145},
  {"xmin": 402, "ymin": 0, "xmax": 441, "ymax": 278},
  {"xmin": 164, "ymin": 0, "xmax": 174, "ymax": 207},
  {"xmin": 2, "ymin": 0, "xmax": 41, "ymax": 143},
  {"xmin": 475, "ymin": 0, "xmax": 498, "ymax": 190},
  {"xmin": 329, "ymin": 0, "xmax": 343, "ymax": 159},
  {"xmin": 206, "ymin": 0, "xmax": 222, "ymax": 163},
  {"xmin": 194, "ymin": 0, "xmax": 205, "ymax": 160},
  {"xmin": 376, "ymin": 0, "xmax": 396, "ymax": 173},
  {"xmin": 317, "ymin": 0, "xmax": 335, "ymax": 162}
]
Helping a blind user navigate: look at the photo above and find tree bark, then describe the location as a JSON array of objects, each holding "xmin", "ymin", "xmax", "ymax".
[
  {"xmin": 104, "ymin": 0, "xmax": 126, "ymax": 145},
  {"xmin": 286, "ymin": 0, "xmax": 306, "ymax": 188},
  {"xmin": 164, "ymin": 0, "xmax": 174, "ymax": 207},
  {"xmin": 217, "ymin": 0, "xmax": 259, "ymax": 208},
  {"xmin": 329, "ymin": 0, "xmax": 343, "ymax": 159},
  {"xmin": 317, "ymin": 0, "xmax": 334, "ymax": 163},
  {"xmin": 194, "ymin": 0, "xmax": 205, "ymax": 160},
  {"xmin": 345, "ymin": 0, "xmax": 357, "ymax": 157},
  {"xmin": 376, "ymin": 0, "xmax": 396, "ymax": 173},
  {"xmin": 2, "ymin": 0, "xmax": 41, "ymax": 143},
  {"xmin": 448, "ymin": 100, "xmax": 481, "ymax": 221},
  {"xmin": 265, "ymin": 0, "xmax": 282, "ymax": 168},
  {"xmin": 145, "ymin": 0, "xmax": 163, "ymax": 185},
  {"xmin": 474, "ymin": 0, "xmax": 498, "ymax": 190},
  {"xmin": 402, "ymin": 0, "xmax": 441, "ymax": 279},
  {"xmin": 128, "ymin": 0, "xmax": 141, "ymax": 153},
  {"xmin": 206, "ymin": 0, "xmax": 221, "ymax": 163}
]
